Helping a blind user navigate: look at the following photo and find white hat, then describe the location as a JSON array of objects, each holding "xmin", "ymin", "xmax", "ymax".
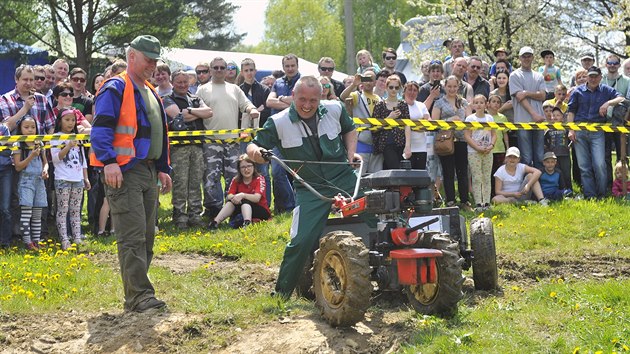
[
  {"xmin": 506, "ymin": 146, "xmax": 520, "ymax": 158},
  {"xmin": 518, "ymin": 46, "xmax": 534, "ymax": 56}
]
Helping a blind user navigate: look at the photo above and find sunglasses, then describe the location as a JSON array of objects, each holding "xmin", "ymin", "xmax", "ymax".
[
  {"xmin": 319, "ymin": 67, "xmax": 334, "ymax": 72},
  {"xmin": 388, "ymin": 85, "xmax": 400, "ymax": 90},
  {"xmin": 226, "ymin": 65, "xmax": 237, "ymax": 70},
  {"xmin": 71, "ymin": 77, "xmax": 86, "ymax": 83},
  {"xmin": 212, "ymin": 66, "xmax": 226, "ymax": 71},
  {"xmin": 322, "ymin": 83, "xmax": 331, "ymax": 89},
  {"xmin": 385, "ymin": 56, "xmax": 397, "ymax": 60},
  {"xmin": 607, "ymin": 61, "xmax": 620, "ymax": 66},
  {"xmin": 240, "ymin": 164, "xmax": 254, "ymax": 170},
  {"xmin": 196, "ymin": 69, "xmax": 209, "ymax": 75},
  {"xmin": 34, "ymin": 76, "xmax": 46, "ymax": 81},
  {"xmin": 59, "ymin": 91, "xmax": 73, "ymax": 97},
  {"xmin": 430, "ymin": 60, "xmax": 442, "ymax": 65}
]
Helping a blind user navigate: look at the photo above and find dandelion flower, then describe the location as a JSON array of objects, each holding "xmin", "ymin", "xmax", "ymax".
[{"xmin": 549, "ymin": 291, "xmax": 557, "ymax": 298}]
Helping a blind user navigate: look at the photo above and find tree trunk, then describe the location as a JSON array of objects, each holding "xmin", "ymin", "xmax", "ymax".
[{"xmin": 344, "ymin": 0, "xmax": 356, "ymax": 74}]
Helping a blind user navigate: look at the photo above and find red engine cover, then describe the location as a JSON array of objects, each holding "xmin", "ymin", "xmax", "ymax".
[{"xmin": 390, "ymin": 248, "xmax": 443, "ymax": 285}]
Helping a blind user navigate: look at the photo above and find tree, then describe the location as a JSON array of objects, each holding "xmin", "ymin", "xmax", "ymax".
[
  {"xmin": 553, "ymin": 0, "xmax": 630, "ymax": 60},
  {"xmin": 346, "ymin": 0, "xmax": 423, "ymax": 67},
  {"xmin": 0, "ymin": 0, "xmax": 243, "ymax": 71},
  {"xmin": 401, "ymin": 0, "xmax": 571, "ymax": 68},
  {"xmin": 260, "ymin": 0, "xmax": 345, "ymax": 67},
  {"xmin": 184, "ymin": 0, "xmax": 245, "ymax": 50}
]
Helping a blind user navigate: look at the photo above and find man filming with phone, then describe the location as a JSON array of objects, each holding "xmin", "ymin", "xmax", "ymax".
[
  {"xmin": 417, "ymin": 60, "xmax": 446, "ymax": 113},
  {"xmin": 340, "ymin": 69, "xmax": 382, "ymax": 173},
  {"xmin": 0, "ymin": 65, "xmax": 55, "ymax": 134}
]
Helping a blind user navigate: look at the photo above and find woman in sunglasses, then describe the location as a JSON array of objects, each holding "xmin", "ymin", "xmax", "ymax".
[
  {"xmin": 52, "ymin": 82, "xmax": 92, "ymax": 134},
  {"xmin": 318, "ymin": 76, "xmax": 338, "ymax": 100},
  {"xmin": 372, "ymin": 74, "xmax": 411, "ymax": 170}
]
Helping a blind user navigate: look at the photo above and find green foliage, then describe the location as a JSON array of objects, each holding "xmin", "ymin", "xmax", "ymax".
[
  {"xmin": 348, "ymin": 0, "xmax": 424, "ymax": 62},
  {"xmin": 0, "ymin": 241, "xmax": 120, "ymax": 313},
  {"xmin": 183, "ymin": 0, "xmax": 245, "ymax": 50},
  {"xmin": 261, "ymin": 0, "xmax": 345, "ymax": 66},
  {"xmin": 0, "ymin": 0, "xmax": 243, "ymax": 72},
  {"xmin": 401, "ymin": 0, "xmax": 577, "ymax": 69}
]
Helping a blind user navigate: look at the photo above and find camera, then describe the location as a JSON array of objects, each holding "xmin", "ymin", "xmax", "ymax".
[
  {"xmin": 431, "ymin": 80, "xmax": 441, "ymax": 89},
  {"xmin": 360, "ymin": 75, "xmax": 373, "ymax": 82}
]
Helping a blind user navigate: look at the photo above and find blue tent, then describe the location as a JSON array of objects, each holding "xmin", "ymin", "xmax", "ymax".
[{"xmin": 0, "ymin": 40, "xmax": 49, "ymax": 94}]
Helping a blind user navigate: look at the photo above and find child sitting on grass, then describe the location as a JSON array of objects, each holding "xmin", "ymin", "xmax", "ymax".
[
  {"xmin": 612, "ymin": 160, "xmax": 630, "ymax": 197},
  {"xmin": 208, "ymin": 154, "xmax": 270, "ymax": 230},
  {"xmin": 492, "ymin": 147, "xmax": 548, "ymax": 205},
  {"xmin": 540, "ymin": 152, "xmax": 572, "ymax": 201}
]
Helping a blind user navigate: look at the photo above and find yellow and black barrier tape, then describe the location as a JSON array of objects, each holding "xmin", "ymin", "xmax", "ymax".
[
  {"xmin": 1, "ymin": 119, "xmax": 628, "ymax": 149},
  {"xmin": 0, "ymin": 138, "xmax": 253, "ymax": 151},
  {"xmin": 351, "ymin": 118, "xmax": 630, "ymax": 133}
]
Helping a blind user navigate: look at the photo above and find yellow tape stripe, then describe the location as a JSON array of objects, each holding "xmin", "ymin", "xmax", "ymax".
[
  {"xmin": 0, "ymin": 137, "xmax": 253, "ymax": 151},
  {"xmin": 2, "ymin": 119, "xmax": 629, "ymax": 146}
]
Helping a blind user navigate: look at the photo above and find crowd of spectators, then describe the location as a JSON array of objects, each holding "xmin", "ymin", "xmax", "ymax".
[{"xmin": 2, "ymin": 39, "xmax": 630, "ymax": 250}]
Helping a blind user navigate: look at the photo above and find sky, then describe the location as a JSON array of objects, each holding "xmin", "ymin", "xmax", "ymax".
[{"xmin": 230, "ymin": 0, "xmax": 270, "ymax": 46}]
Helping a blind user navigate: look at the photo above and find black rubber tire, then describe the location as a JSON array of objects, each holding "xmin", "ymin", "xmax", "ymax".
[
  {"xmin": 470, "ymin": 217, "xmax": 499, "ymax": 290},
  {"xmin": 404, "ymin": 235, "xmax": 465, "ymax": 316},
  {"xmin": 312, "ymin": 231, "xmax": 371, "ymax": 327},
  {"xmin": 296, "ymin": 253, "xmax": 315, "ymax": 300}
]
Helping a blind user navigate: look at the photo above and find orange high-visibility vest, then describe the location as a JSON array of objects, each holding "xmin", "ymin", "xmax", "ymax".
[{"xmin": 90, "ymin": 71, "xmax": 161, "ymax": 167}]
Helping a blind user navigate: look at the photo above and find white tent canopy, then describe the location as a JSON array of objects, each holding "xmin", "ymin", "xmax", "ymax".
[{"xmin": 161, "ymin": 48, "xmax": 349, "ymax": 81}]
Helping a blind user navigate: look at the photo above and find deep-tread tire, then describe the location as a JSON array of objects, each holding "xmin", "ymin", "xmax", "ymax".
[
  {"xmin": 296, "ymin": 253, "xmax": 315, "ymax": 300},
  {"xmin": 470, "ymin": 217, "xmax": 498, "ymax": 290},
  {"xmin": 312, "ymin": 231, "xmax": 371, "ymax": 327},
  {"xmin": 404, "ymin": 235, "xmax": 465, "ymax": 316}
]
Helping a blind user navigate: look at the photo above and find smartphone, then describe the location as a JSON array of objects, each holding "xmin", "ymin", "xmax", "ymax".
[{"xmin": 360, "ymin": 75, "xmax": 372, "ymax": 82}]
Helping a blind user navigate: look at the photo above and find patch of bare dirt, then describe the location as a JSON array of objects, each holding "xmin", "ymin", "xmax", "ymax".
[
  {"xmin": 217, "ymin": 312, "xmax": 407, "ymax": 354},
  {"xmin": 3, "ymin": 251, "xmax": 629, "ymax": 354},
  {"xmin": 0, "ymin": 310, "xmax": 201, "ymax": 354},
  {"xmin": 499, "ymin": 253, "xmax": 630, "ymax": 284}
]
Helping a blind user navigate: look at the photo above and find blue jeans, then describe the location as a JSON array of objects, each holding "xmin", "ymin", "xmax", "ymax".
[
  {"xmin": 516, "ymin": 130, "xmax": 545, "ymax": 169},
  {"xmin": 574, "ymin": 131, "xmax": 607, "ymax": 198},
  {"xmin": 271, "ymin": 147, "xmax": 295, "ymax": 213},
  {"xmin": 0, "ymin": 167, "xmax": 13, "ymax": 246}
]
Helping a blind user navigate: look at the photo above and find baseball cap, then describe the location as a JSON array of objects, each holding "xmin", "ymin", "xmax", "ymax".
[
  {"xmin": 518, "ymin": 46, "xmax": 534, "ymax": 56},
  {"xmin": 587, "ymin": 66, "xmax": 602, "ymax": 76},
  {"xmin": 543, "ymin": 151, "xmax": 557, "ymax": 161},
  {"xmin": 505, "ymin": 146, "xmax": 520, "ymax": 158},
  {"xmin": 540, "ymin": 49, "xmax": 554, "ymax": 58},
  {"xmin": 129, "ymin": 35, "xmax": 162, "ymax": 60},
  {"xmin": 442, "ymin": 37, "xmax": 453, "ymax": 47},
  {"xmin": 580, "ymin": 53, "xmax": 595, "ymax": 61},
  {"xmin": 494, "ymin": 47, "xmax": 508, "ymax": 56}
]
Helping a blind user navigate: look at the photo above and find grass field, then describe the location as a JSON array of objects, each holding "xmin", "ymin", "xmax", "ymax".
[{"xmin": 0, "ymin": 195, "xmax": 628, "ymax": 353}]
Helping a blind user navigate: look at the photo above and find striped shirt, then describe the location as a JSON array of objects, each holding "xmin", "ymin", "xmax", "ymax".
[{"xmin": 0, "ymin": 88, "xmax": 55, "ymax": 134}]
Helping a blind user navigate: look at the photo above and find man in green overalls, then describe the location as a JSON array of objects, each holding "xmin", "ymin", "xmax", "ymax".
[{"xmin": 247, "ymin": 75, "xmax": 359, "ymax": 299}]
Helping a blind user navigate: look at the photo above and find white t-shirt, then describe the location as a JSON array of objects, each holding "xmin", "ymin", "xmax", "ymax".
[
  {"xmin": 465, "ymin": 113, "xmax": 494, "ymax": 153},
  {"xmin": 493, "ymin": 163, "xmax": 527, "ymax": 193},
  {"xmin": 408, "ymin": 101, "xmax": 430, "ymax": 152},
  {"xmin": 50, "ymin": 133, "xmax": 87, "ymax": 182}
]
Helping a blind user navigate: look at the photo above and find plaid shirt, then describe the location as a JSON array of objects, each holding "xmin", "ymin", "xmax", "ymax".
[{"xmin": 0, "ymin": 88, "xmax": 55, "ymax": 134}]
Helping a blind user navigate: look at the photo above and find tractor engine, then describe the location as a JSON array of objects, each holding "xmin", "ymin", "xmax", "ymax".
[{"xmin": 357, "ymin": 168, "xmax": 438, "ymax": 291}]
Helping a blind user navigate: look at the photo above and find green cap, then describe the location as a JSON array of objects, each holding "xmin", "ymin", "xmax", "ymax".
[{"xmin": 129, "ymin": 35, "xmax": 161, "ymax": 60}]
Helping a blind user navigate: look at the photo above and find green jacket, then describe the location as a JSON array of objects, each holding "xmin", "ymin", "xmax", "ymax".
[{"xmin": 252, "ymin": 101, "xmax": 356, "ymax": 193}]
